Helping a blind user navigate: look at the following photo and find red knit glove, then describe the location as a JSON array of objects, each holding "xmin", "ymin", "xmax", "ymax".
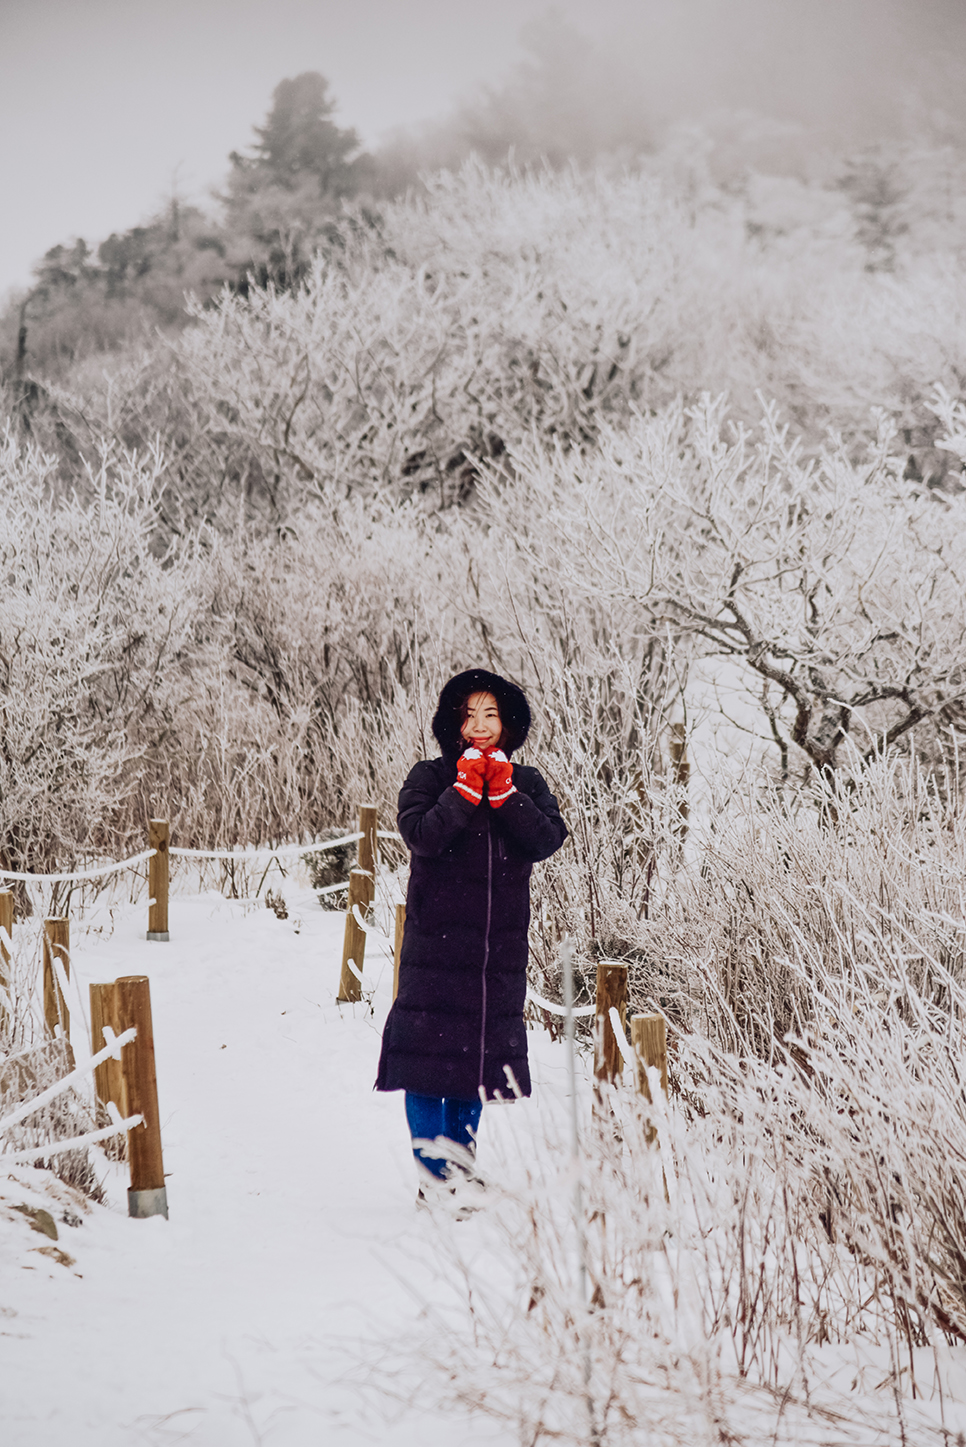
[
  {"xmin": 484, "ymin": 748, "xmax": 516, "ymax": 807},
  {"xmin": 454, "ymin": 747, "xmax": 487, "ymax": 804}
]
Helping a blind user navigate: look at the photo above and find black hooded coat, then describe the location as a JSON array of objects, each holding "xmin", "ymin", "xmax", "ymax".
[{"xmin": 375, "ymin": 669, "xmax": 568, "ymax": 1101}]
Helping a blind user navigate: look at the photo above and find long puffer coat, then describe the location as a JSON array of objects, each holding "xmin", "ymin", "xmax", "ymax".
[{"xmin": 375, "ymin": 669, "xmax": 568, "ymax": 1101}]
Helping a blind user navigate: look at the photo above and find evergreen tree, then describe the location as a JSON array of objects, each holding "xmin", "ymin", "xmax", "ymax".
[
  {"xmin": 233, "ymin": 71, "xmax": 364, "ymax": 197},
  {"xmin": 223, "ymin": 72, "xmax": 371, "ymax": 290}
]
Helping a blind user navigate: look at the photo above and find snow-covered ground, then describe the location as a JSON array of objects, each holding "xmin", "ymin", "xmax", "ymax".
[
  {"xmin": 0, "ymin": 882, "xmax": 522, "ymax": 1446},
  {"xmin": 4, "ymin": 877, "xmax": 966, "ymax": 1446}
]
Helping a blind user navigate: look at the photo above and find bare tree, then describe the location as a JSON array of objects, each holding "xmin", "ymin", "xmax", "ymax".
[{"xmin": 505, "ymin": 395, "xmax": 966, "ymax": 780}]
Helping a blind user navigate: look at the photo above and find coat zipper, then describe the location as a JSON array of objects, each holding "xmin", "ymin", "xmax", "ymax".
[{"xmin": 479, "ymin": 817, "xmax": 493, "ymax": 1091}]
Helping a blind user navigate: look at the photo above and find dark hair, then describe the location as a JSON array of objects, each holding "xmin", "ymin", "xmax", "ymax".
[{"xmin": 433, "ymin": 669, "xmax": 532, "ymax": 759}]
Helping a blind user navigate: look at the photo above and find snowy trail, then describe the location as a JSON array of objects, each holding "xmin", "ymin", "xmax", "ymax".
[
  {"xmin": 0, "ymin": 887, "xmax": 519, "ymax": 1446},
  {"xmin": 6, "ymin": 886, "xmax": 966, "ymax": 1445}
]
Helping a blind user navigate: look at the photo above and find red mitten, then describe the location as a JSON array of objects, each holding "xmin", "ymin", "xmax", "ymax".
[
  {"xmin": 454, "ymin": 747, "xmax": 487, "ymax": 804},
  {"xmin": 484, "ymin": 748, "xmax": 516, "ymax": 807}
]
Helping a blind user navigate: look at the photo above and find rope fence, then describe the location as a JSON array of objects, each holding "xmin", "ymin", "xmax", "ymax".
[
  {"xmin": 0, "ymin": 807, "xmax": 673, "ymax": 1225},
  {"xmin": 0, "ymin": 1027, "xmax": 136, "ymax": 1136},
  {"xmin": 0, "ymin": 971, "xmax": 170, "ymax": 1218},
  {"xmin": 0, "ymin": 835, "xmax": 365, "ymax": 883},
  {"xmin": 167, "ymin": 832, "xmax": 365, "ymax": 861},
  {"xmin": 0, "ymin": 849, "xmax": 157, "ymax": 885},
  {"xmin": 0, "ymin": 811, "xmax": 387, "ymax": 1024},
  {"xmin": 0, "ymin": 830, "xmax": 407, "ymax": 884},
  {"xmin": 527, "ymin": 988, "xmax": 596, "ymax": 1018},
  {"xmin": 0, "ymin": 813, "xmax": 389, "ymax": 1221}
]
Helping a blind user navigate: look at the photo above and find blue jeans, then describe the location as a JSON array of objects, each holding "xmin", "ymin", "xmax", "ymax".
[{"xmin": 405, "ymin": 1092, "xmax": 482, "ymax": 1180}]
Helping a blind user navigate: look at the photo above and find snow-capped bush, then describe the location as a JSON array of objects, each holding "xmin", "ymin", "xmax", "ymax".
[
  {"xmin": 20, "ymin": 160, "xmax": 966, "ymax": 530},
  {"xmin": 381, "ymin": 853, "xmax": 966, "ymax": 1440}
]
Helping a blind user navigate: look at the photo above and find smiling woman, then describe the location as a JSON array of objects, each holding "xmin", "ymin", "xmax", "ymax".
[{"xmin": 375, "ymin": 668, "xmax": 568, "ymax": 1199}]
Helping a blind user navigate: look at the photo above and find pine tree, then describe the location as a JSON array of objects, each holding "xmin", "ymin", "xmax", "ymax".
[
  {"xmin": 234, "ymin": 71, "xmax": 364, "ymax": 198},
  {"xmin": 224, "ymin": 72, "xmax": 371, "ymax": 290}
]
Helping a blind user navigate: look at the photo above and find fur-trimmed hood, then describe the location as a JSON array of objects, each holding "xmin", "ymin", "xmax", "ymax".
[{"xmin": 432, "ymin": 668, "xmax": 532, "ymax": 760}]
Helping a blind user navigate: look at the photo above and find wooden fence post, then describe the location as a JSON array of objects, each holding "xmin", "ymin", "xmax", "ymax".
[
  {"xmin": 0, "ymin": 892, "xmax": 12, "ymax": 1033},
  {"xmin": 337, "ymin": 869, "xmax": 370, "ymax": 1002},
  {"xmin": 631, "ymin": 1012, "xmax": 668, "ymax": 1145},
  {"xmin": 0, "ymin": 891, "xmax": 11, "ymax": 966},
  {"xmin": 90, "ymin": 982, "xmax": 126, "ymax": 1115},
  {"xmin": 594, "ymin": 961, "xmax": 628, "ymax": 1090},
  {"xmin": 669, "ymin": 722, "xmax": 690, "ymax": 840},
  {"xmin": 393, "ymin": 903, "xmax": 406, "ymax": 1002},
  {"xmin": 43, "ymin": 918, "xmax": 70, "ymax": 1041},
  {"xmin": 147, "ymin": 819, "xmax": 170, "ymax": 941},
  {"xmin": 115, "ymin": 975, "xmax": 167, "ymax": 1219},
  {"xmin": 357, "ymin": 804, "xmax": 377, "ymax": 908}
]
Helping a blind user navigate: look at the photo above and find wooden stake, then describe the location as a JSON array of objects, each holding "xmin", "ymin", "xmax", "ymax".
[
  {"xmin": 90, "ymin": 982, "xmax": 125, "ymax": 1114},
  {"xmin": 0, "ymin": 892, "xmax": 12, "ymax": 1034},
  {"xmin": 115, "ymin": 975, "xmax": 167, "ymax": 1218},
  {"xmin": 147, "ymin": 819, "xmax": 170, "ymax": 940},
  {"xmin": 43, "ymin": 918, "xmax": 70, "ymax": 1041},
  {"xmin": 337, "ymin": 869, "xmax": 369, "ymax": 1002},
  {"xmin": 0, "ymin": 891, "xmax": 12, "ymax": 966},
  {"xmin": 594, "ymin": 962, "xmax": 628, "ymax": 1088},
  {"xmin": 393, "ymin": 903, "xmax": 406, "ymax": 1003},
  {"xmin": 669, "ymin": 722, "xmax": 690, "ymax": 838},
  {"xmin": 357, "ymin": 805, "xmax": 377, "ymax": 909},
  {"xmin": 631, "ymin": 1012, "xmax": 668, "ymax": 1145}
]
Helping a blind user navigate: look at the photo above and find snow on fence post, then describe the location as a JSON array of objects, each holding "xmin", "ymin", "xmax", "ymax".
[
  {"xmin": 115, "ymin": 975, "xmax": 168, "ymax": 1219},
  {"xmin": 631, "ymin": 1012, "xmax": 668, "ymax": 1145},
  {"xmin": 337, "ymin": 870, "xmax": 370, "ymax": 1002},
  {"xmin": 393, "ymin": 903, "xmax": 406, "ymax": 1002},
  {"xmin": 43, "ymin": 918, "xmax": 70, "ymax": 1044},
  {"xmin": 336, "ymin": 806, "xmax": 377, "ymax": 1004},
  {"xmin": 593, "ymin": 962, "xmax": 628, "ymax": 1092},
  {"xmin": 147, "ymin": 819, "xmax": 170, "ymax": 941},
  {"xmin": 0, "ymin": 890, "xmax": 11, "ymax": 965},
  {"xmin": 0, "ymin": 891, "xmax": 11, "ymax": 1033},
  {"xmin": 90, "ymin": 982, "xmax": 126, "ymax": 1118}
]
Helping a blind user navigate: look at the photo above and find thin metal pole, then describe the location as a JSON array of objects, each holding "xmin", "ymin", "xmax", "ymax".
[{"xmin": 561, "ymin": 937, "xmax": 599, "ymax": 1446}]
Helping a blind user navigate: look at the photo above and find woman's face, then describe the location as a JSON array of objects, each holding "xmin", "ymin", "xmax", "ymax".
[{"xmin": 461, "ymin": 690, "xmax": 503, "ymax": 750}]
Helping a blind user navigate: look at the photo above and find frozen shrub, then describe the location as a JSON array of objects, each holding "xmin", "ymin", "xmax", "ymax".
[
  {"xmin": 18, "ymin": 161, "xmax": 966, "ymax": 533},
  {"xmin": 375, "ymin": 884, "xmax": 966, "ymax": 1442}
]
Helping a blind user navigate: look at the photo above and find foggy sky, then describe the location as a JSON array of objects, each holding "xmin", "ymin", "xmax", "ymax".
[{"xmin": 2, "ymin": 0, "xmax": 965, "ymax": 297}]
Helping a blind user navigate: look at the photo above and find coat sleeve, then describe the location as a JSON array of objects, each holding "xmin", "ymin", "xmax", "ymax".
[
  {"xmin": 397, "ymin": 760, "xmax": 479, "ymax": 857},
  {"xmin": 496, "ymin": 768, "xmax": 568, "ymax": 862}
]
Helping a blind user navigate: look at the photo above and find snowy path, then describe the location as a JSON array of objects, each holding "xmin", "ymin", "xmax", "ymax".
[
  {"xmin": 0, "ymin": 887, "xmax": 524, "ymax": 1446},
  {"xmin": 10, "ymin": 885, "xmax": 963, "ymax": 1446}
]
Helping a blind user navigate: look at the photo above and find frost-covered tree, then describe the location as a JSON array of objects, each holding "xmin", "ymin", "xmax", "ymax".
[
  {"xmin": 496, "ymin": 395, "xmax": 966, "ymax": 781},
  {"xmin": 1, "ymin": 201, "xmax": 230, "ymax": 386},
  {"xmin": 231, "ymin": 71, "xmax": 365, "ymax": 197},
  {"xmin": 224, "ymin": 72, "xmax": 371, "ymax": 290}
]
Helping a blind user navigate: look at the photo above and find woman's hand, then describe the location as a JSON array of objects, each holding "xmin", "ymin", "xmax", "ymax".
[
  {"xmin": 484, "ymin": 748, "xmax": 516, "ymax": 807},
  {"xmin": 454, "ymin": 747, "xmax": 487, "ymax": 804}
]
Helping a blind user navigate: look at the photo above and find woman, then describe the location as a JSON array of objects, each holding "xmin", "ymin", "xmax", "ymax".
[{"xmin": 375, "ymin": 668, "xmax": 568, "ymax": 1195}]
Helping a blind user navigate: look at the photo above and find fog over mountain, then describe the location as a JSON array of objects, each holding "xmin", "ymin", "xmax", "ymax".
[
  {"xmin": 589, "ymin": 0, "xmax": 966, "ymax": 142},
  {"xmin": 384, "ymin": 0, "xmax": 966, "ymax": 173},
  {"xmin": 2, "ymin": 0, "xmax": 965, "ymax": 294}
]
